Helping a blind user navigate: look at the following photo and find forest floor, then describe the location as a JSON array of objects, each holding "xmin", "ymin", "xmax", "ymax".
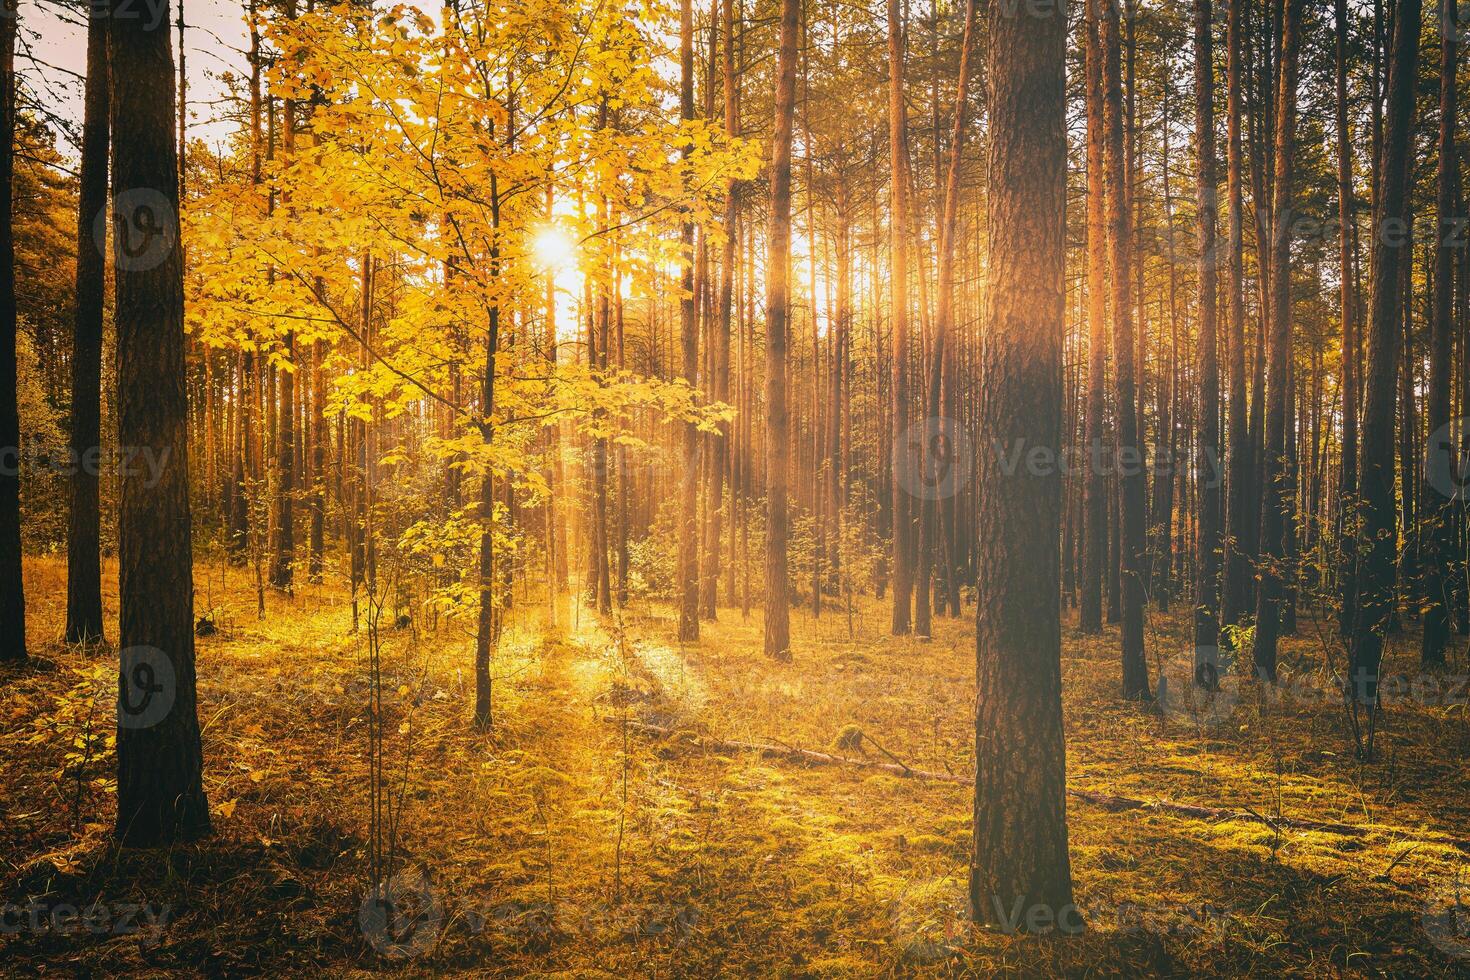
[{"xmin": 3, "ymin": 555, "xmax": 1470, "ymax": 977}]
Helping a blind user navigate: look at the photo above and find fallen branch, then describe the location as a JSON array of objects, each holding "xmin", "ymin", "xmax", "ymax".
[
  {"xmin": 619, "ymin": 720, "xmax": 965, "ymax": 782},
  {"xmin": 617, "ymin": 719, "xmax": 1470, "ymax": 855}
]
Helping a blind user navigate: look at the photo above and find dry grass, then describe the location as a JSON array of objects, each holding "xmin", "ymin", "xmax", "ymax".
[{"xmin": 2, "ymin": 555, "xmax": 1469, "ymax": 976}]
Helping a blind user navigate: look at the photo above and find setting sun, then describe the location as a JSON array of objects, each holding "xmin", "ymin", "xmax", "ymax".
[{"xmin": 530, "ymin": 225, "xmax": 577, "ymax": 271}]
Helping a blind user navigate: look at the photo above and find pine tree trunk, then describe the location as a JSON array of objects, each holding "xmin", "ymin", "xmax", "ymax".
[
  {"xmin": 763, "ymin": 0, "xmax": 798, "ymax": 661},
  {"xmin": 677, "ymin": 0, "xmax": 701, "ymax": 641},
  {"xmin": 110, "ymin": 2, "xmax": 210, "ymax": 845},
  {"xmin": 1420, "ymin": 0, "xmax": 1457, "ymax": 666},
  {"xmin": 970, "ymin": 0, "xmax": 1077, "ymax": 928},
  {"xmin": 230, "ymin": 349, "xmax": 251, "ymax": 565},
  {"xmin": 0, "ymin": 0, "xmax": 23, "ymax": 664},
  {"xmin": 614, "ymin": 264, "xmax": 629, "ymax": 608},
  {"xmin": 270, "ymin": 330, "xmax": 295, "ymax": 591},
  {"xmin": 1351, "ymin": 0, "xmax": 1422, "ymax": 757},
  {"xmin": 1251, "ymin": 0, "xmax": 1303, "ymax": 683},
  {"xmin": 1193, "ymin": 0, "xmax": 1222, "ymax": 670},
  {"xmin": 1102, "ymin": 0, "xmax": 1150, "ymax": 700},
  {"xmin": 65, "ymin": 1, "xmax": 109, "ymax": 645},
  {"xmin": 308, "ymin": 338, "xmax": 325, "ymax": 583},
  {"xmin": 829, "ymin": 182, "xmax": 850, "ymax": 602},
  {"xmin": 1081, "ymin": 0, "xmax": 1108, "ymax": 635},
  {"xmin": 702, "ymin": 0, "xmax": 738, "ymax": 623},
  {"xmin": 915, "ymin": 0, "xmax": 976, "ymax": 640},
  {"xmin": 269, "ymin": 98, "xmax": 296, "ymax": 593},
  {"xmin": 886, "ymin": 0, "xmax": 914, "ymax": 636},
  {"xmin": 1154, "ymin": 77, "xmax": 1178, "ymax": 615},
  {"xmin": 1335, "ymin": 0, "xmax": 1360, "ymax": 640},
  {"xmin": 1395, "ymin": 246, "xmax": 1416, "ymax": 629}
]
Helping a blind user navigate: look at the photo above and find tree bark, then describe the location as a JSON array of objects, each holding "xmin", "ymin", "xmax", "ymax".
[
  {"xmin": 1420, "ymin": 0, "xmax": 1457, "ymax": 666},
  {"xmin": 1351, "ymin": 0, "xmax": 1422, "ymax": 757},
  {"xmin": 887, "ymin": 0, "xmax": 911, "ymax": 637},
  {"xmin": 886, "ymin": 0, "xmax": 914, "ymax": 636},
  {"xmin": 677, "ymin": 0, "xmax": 701, "ymax": 641},
  {"xmin": 1102, "ymin": 0, "xmax": 1150, "ymax": 700},
  {"xmin": 1220, "ymin": 0, "xmax": 1251, "ymax": 649},
  {"xmin": 110, "ymin": 2, "xmax": 210, "ymax": 844},
  {"xmin": 66, "ymin": 1, "xmax": 110, "ymax": 646},
  {"xmin": 915, "ymin": 0, "xmax": 976, "ymax": 640},
  {"xmin": 474, "ymin": 220, "xmax": 502, "ymax": 730},
  {"xmin": 763, "ymin": 0, "xmax": 798, "ymax": 661},
  {"xmin": 702, "ymin": 0, "xmax": 738, "ymax": 622},
  {"xmin": 1081, "ymin": 0, "xmax": 1108, "ymax": 635},
  {"xmin": 1193, "ymin": 0, "xmax": 1222, "ymax": 672},
  {"xmin": 269, "ymin": 97, "xmax": 296, "ymax": 593},
  {"xmin": 1252, "ymin": 0, "xmax": 1304, "ymax": 683},
  {"xmin": 0, "ymin": 0, "xmax": 23, "ymax": 664},
  {"xmin": 1335, "ymin": 0, "xmax": 1360, "ymax": 640},
  {"xmin": 969, "ymin": 0, "xmax": 1077, "ymax": 931}
]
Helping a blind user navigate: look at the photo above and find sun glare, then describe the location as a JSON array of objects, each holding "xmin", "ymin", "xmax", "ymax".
[{"xmin": 531, "ymin": 225, "xmax": 577, "ymax": 271}]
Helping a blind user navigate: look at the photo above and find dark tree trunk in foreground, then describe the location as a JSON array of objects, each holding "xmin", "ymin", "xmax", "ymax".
[
  {"xmin": 1351, "ymin": 0, "xmax": 1421, "ymax": 757},
  {"xmin": 1335, "ymin": 0, "xmax": 1359, "ymax": 641},
  {"xmin": 763, "ymin": 0, "xmax": 798, "ymax": 661},
  {"xmin": 65, "ymin": 1, "xmax": 110, "ymax": 646},
  {"xmin": 1081, "ymin": 0, "xmax": 1108, "ymax": 636},
  {"xmin": 110, "ymin": 2, "xmax": 210, "ymax": 844},
  {"xmin": 1252, "ymin": 0, "xmax": 1303, "ymax": 684},
  {"xmin": 1102, "ymin": 0, "xmax": 1149, "ymax": 700},
  {"xmin": 0, "ymin": 0, "xmax": 24, "ymax": 664},
  {"xmin": 1420, "ymin": 0, "xmax": 1456, "ymax": 666},
  {"xmin": 1192, "ymin": 0, "xmax": 1221, "ymax": 672},
  {"xmin": 970, "ymin": 0, "xmax": 1078, "ymax": 931}
]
